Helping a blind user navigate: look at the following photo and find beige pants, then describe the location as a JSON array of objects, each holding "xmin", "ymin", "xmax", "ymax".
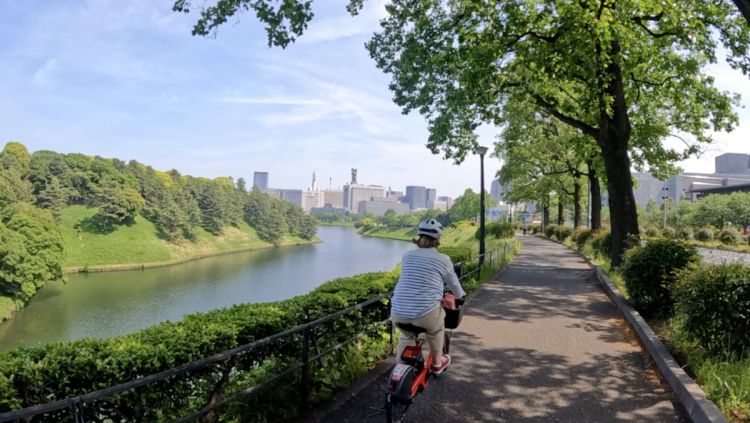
[{"xmin": 392, "ymin": 305, "xmax": 445, "ymax": 365}]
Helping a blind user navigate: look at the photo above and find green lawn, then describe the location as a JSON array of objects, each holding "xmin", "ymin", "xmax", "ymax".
[{"xmin": 61, "ymin": 206, "xmax": 315, "ymax": 271}]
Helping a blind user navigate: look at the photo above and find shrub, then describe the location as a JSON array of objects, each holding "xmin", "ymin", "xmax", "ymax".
[
  {"xmin": 718, "ymin": 229, "xmax": 739, "ymax": 245},
  {"xmin": 544, "ymin": 224, "xmax": 558, "ymax": 239},
  {"xmin": 591, "ymin": 230, "xmax": 612, "ymax": 258},
  {"xmin": 661, "ymin": 226, "xmax": 676, "ymax": 238},
  {"xmin": 675, "ymin": 263, "xmax": 750, "ymax": 354},
  {"xmin": 555, "ymin": 226, "xmax": 573, "ymax": 241},
  {"xmin": 488, "ymin": 222, "xmax": 515, "ymax": 238},
  {"xmin": 643, "ymin": 225, "xmax": 660, "ymax": 238},
  {"xmin": 527, "ymin": 224, "xmax": 541, "ymax": 234},
  {"xmin": 438, "ymin": 245, "xmax": 472, "ymax": 264},
  {"xmin": 676, "ymin": 227, "xmax": 693, "ymax": 240},
  {"xmin": 695, "ymin": 227, "xmax": 714, "ymax": 242},
  {"xmin": 0, "ymin": 270, "xmax": 400, "ymax": 417},
  {"xmin": 573, "ymin": 229, "xmax": 593, "ymax": 250},
  {"xmin": 621, "ymin": 239, "xmax": 699, "ymax": 317}
]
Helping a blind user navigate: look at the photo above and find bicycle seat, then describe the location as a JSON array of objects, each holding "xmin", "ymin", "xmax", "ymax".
[{"xmin": 395, "ymin": 322, "xmax": 428, "ymax": 335}]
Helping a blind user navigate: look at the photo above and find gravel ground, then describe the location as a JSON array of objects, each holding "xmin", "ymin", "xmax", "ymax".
[{"xmin": 697, "ymin": 247, "xmax": 750, "ymax": 265}]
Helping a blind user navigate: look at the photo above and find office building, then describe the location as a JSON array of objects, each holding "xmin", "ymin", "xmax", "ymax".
[
  {"xmin": 280, "ymin": 189, "xmax": 303, "ymax": 208},
  {"xmin": 490, "ymin": 179, "xmax": 504, "ymax": 201},
  {"xmin": 302, "ymin": 191, "xmax": 325, "ymax": 212},
  {"xmin": 716, "ymin": 153, "xmax": 750, "ymax": 174},
  {"xmin": 432, "ymin": 200, "xmax": 449, "ymax": 211},
  {"xmin": 253, "ymin": 171, "xmax": 269, "ymax": 191},
  {"xmin": 426, "ymin": 188, "xmax": 437, "ymax": 209},
  {"xmin": 323, "ymin": 190, "xmax": 344, "ymax": 208},
  {"xmin": 438, "ymin": 196, "xmax": 453, "ymax": 209},
  {"xmin": 405, "ymin": 186, "xmax": 427, "ymax": 210},
  {"xmin": 344, "ymin": 184, "xmax": 386, "ymax": 213},
  {"xmin": 386, "ymin": 187, "xmax": 403, "ymax": 199},
  {"xmin": 632, "ymin": 153, "xmax": 750, "ymax": 206},
  {"xmin": 358, "ymin": 199, "xmax": 410, "ymax": 216}
]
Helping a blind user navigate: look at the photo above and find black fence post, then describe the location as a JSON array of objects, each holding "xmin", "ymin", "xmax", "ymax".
[
  {"xmin": 301, "ymin": 327, "xmax": 311, "ymax": 408},
  {"xmin": 388, "ymin": 320, "xmax": 394, "ymax": 355}
]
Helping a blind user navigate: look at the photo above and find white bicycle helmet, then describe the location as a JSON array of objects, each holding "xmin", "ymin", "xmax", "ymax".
[{"xmin": 417, "ymin": 219, "xmax": 443, "ymax": 238}]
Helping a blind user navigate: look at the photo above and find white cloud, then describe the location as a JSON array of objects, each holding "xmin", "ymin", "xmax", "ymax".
[{"xmin": 32, "ymin": 59, "xmax": 58, "ymax": 85}]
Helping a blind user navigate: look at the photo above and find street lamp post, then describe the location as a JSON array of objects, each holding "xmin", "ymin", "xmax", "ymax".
[
  {"xmin": 661, "ymin": 183, "xmax": 670, "ymax": 228},
  {"xmin": 478, "ymin": 146, "xmax": 488, "ymax": 266}
]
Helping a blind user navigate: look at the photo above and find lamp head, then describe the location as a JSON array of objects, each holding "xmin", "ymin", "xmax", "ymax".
[{"xmin": 477, "ymin": 146, "xmax": 489, "ymax": 156}]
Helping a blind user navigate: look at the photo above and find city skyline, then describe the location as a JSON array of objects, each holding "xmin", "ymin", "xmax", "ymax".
[{"xmin": 1, "ymin": 1, "xmax": 747, "ymax": 199}]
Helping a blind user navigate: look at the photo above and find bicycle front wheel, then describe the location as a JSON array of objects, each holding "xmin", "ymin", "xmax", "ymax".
[{"xmin": 385, "ymin": 395, "xmax": 410, "ymax": 423}]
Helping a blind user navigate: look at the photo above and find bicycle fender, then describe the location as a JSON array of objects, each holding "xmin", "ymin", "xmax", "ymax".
[{"xmin": 387, "ymin": 364, "xmax": 416, "ymax": 400}]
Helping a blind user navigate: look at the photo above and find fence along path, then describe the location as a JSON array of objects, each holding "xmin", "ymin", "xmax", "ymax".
[{"xmin": 317, "ymin": 236, "xmax": 683, "ymax": 422}]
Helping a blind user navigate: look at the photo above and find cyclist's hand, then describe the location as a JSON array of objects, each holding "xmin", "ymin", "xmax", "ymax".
[{"xmin": 456, "ymin": 296, "xmax": 466, "ymax": 306}]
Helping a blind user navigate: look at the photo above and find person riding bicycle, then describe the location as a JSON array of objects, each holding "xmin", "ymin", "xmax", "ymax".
[{"xmin": 390, "ymin": 218, "xmax": 466, "ymax": 375}]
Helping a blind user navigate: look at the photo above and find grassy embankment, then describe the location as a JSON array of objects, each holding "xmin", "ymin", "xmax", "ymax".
[
  {"xmin": 361, "ymin": 221, "xmax": 490, "ymax": 251},
  {"xmin": 572, "ymin": 239, "xmax": 750, "ymax": 422},
  {"xmin": 62, "ymin": 205, "xmax": 318, "ymax": 272}
]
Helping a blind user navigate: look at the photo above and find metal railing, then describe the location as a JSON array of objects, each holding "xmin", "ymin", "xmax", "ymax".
[{"xmin": 0, "ymin": 241, "xmax": 515, "ymax": 423}]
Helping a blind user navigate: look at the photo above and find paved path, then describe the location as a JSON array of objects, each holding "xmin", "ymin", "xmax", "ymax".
[{"xmin": 314, "ymin": 236, "xmax": 683, "ymax": 422}]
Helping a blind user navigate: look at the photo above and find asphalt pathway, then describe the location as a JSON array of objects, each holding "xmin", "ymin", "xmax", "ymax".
[{"xmin": 315, "ymin": 236, "xmax": 683, "ymax": 422}]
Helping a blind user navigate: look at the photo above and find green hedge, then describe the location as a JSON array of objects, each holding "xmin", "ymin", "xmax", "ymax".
[
  {"xmin": 621, "ymin": 239, "xmax": 699, "ymax": 318},
  {"xmin": 591, "ymin": 230, "xmax": 612, "ymax": 258},
  {"xmin": 675, "ymin": 263, "xmax": 750, "ymax": 354},
  {"xmin": 438, "ymin": 245, "xmax": 473, "ymax": 263},
  {"xmin": 573, "ymin": 229, "xmax": 593, "ymax": 250},
  {"xmin": 544, "ymin": 224, "xmax": 558, "ymax": 239}
]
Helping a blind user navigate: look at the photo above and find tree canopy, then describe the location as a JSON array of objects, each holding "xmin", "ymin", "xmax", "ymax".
[{"xmin": 174, "ymin": 0, "xmax": 750, "ymax": 265}]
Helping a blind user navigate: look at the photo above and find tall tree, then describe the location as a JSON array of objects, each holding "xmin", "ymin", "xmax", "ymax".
[
  {"xmin": 37, "ymin": 176, "xmax": 67, "ymax": 222},
  {"xmin": 175, "ymin": 1, "xmax": 750, "ymax": 265}
]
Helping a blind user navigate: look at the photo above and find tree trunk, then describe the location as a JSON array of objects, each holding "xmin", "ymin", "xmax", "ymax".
[
  {"xmin": 543, "ymin": 199, "xmax": 550, "ymax": 230},
  {"xmin": 557, "ymin": 197, "xmax": 564, "ymax": 226},
  {"xmin": 573, "ymin": 180, "xmax": 582, "ymax": 228},
  {"xmin": 587, "ymin": 162, "xmax": 602, "ymax": 231},
  {"xmin": 596, "ymin": 40, "xmax": 639, "ymax": 267}
]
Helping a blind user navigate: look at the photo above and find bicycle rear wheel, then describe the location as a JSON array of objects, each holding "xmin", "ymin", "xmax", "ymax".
[
  {"xmin": 443, "ymin": 330, "xmax": 452, "ymax": 354},
  {"xmin": 385, "ymin": 394, "xmax": 410, "ymax": 423}
]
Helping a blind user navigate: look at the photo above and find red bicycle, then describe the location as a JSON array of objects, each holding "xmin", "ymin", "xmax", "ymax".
[{"xmin": 382, "ymin": 297, "xmax": 464, "ymax": 423}]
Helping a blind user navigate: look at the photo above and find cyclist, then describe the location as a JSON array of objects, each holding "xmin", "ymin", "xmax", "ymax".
[{"xmin": 390, "ymin": 218, "xmax": 466, "ymax": 375}]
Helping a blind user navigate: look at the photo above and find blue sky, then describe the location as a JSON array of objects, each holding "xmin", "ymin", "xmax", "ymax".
[{"xmin": 1, "ymin": 1, "xmax": 748, "ymax": 198}]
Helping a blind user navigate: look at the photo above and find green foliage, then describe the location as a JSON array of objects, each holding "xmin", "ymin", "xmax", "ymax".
[
  {"xmin": 90, "ymin": 179, "xmax": 145, "ymax": 230},
  {"xmin": 527, "ymin": 223, "xmax": 541, "ymax": 234},
  {"xmin": 622, "ymin": 239, "xmax": 699, "ymax": 318},
  {"xmin": 555, "ymin": 226, "xmax": 573, "ymax": 242},
  {"xmin": 643, "ymin": 225, "xmax": 660, "ymax": 238},
  {"xmin": 0, "ymin": 296, "xmax": 16, "ymax": 321},
  {"xmin": 36, "ymin": 176, "xmax": 67, "ymax": 222},
  {"xmin": 695, "ymin": 227, "xmax": 714, "ymax": 242},
  {"xmin": 573, "ymin": 229, "xmax": 593, "ymax": 250},
  {"xmin": 676, "ymin": 227, "xmax": 693, "ymax": 240},
  {"xmin": 0, "ymin": 142, "xmax": 31, "ymax": 175},
  {"xmin": 544, "ymin": 224, "xmax": 558, "ymax": 239},
  {"xmin": 0, "ymin": 203, "xmax": 64, "ymax": 303},
  {"xmin": 719, "ymin": 229, "xmax": 739, "ymax": 245},
  {"xmin": 675, "ymin": 263, "xmax": 750, "ymax": 354},
  {"xmin": 437, "ymin": 245, "xmax": 472, "ymax": 264},
  {"xmin": 661, "ymin": 227, "xmax": 676, "ymax": 238},
  {"xmin": 475, "ymin": 222, "xmax": 514, "ymax": 240},
  {"xmin": 591, "ymin": 231, "xmax": 612, "ymax": 259},
  {"xmin": 448, "ymin": 188, "xmax": 489, "ymax": 222}
]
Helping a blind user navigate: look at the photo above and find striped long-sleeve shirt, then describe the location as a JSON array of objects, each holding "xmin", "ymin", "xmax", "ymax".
[{"xmin": 391, "ymin": 247, "xmax": 466, "ymax": 320}]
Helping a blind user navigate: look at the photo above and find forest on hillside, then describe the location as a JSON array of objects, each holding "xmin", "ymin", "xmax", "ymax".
[{"xmin": 0, "ymin": 142, "xmax": 317, "ymax": 317}]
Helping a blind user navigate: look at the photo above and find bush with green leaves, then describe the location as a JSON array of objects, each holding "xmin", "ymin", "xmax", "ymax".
[
  {"xmin": 590, "ymin": 230, "xmax": 612, "ymax": 258},
  {"xmin": 555, "ymin": 226, "xmax": 573, "ymax": 241},
  {"xmin": 643, "ymin": 225, "xmax": 660, "ymax": 238},
  {"xmin": 621, "ymin": 239, "xmax": 699, "ymax": 317},
  {"xmin": 695, "ymin": 227, "xmax": 714, "ymax": 242},
  {"xmin": 573, "ymin": 229, "xmax": 593, "ymax": 250},
  {"xmin": 527, "ymin": 223, "xmax": 541, "ymax": 234},
  {"xmin": 0, "ymin": 270, "xmax": 399, "ymax": 417},
  {"xmin": 474, "ymin": 222, "xmax": 514, "ymax": 240},
  {"xmin": 674, "ymin": 263, "xmax": 750, "ymax": 354},
  {"xmin": 718, "ymin": 229, "xmax": 739, "ymax": 245},
  {"xmin": 661, "ymin": 226, "xmax": 676, "ymax": 238},
  {"xmin": 544, "ymin": 224, "xmax": 558, "ymax": 238},
  {"xmin": 676, "ymin": 227, "xmax": 693, "ymax": 240},
  {"xmin": 438, "ymin": 245, "xmax": 472, "ymax": 264}
]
